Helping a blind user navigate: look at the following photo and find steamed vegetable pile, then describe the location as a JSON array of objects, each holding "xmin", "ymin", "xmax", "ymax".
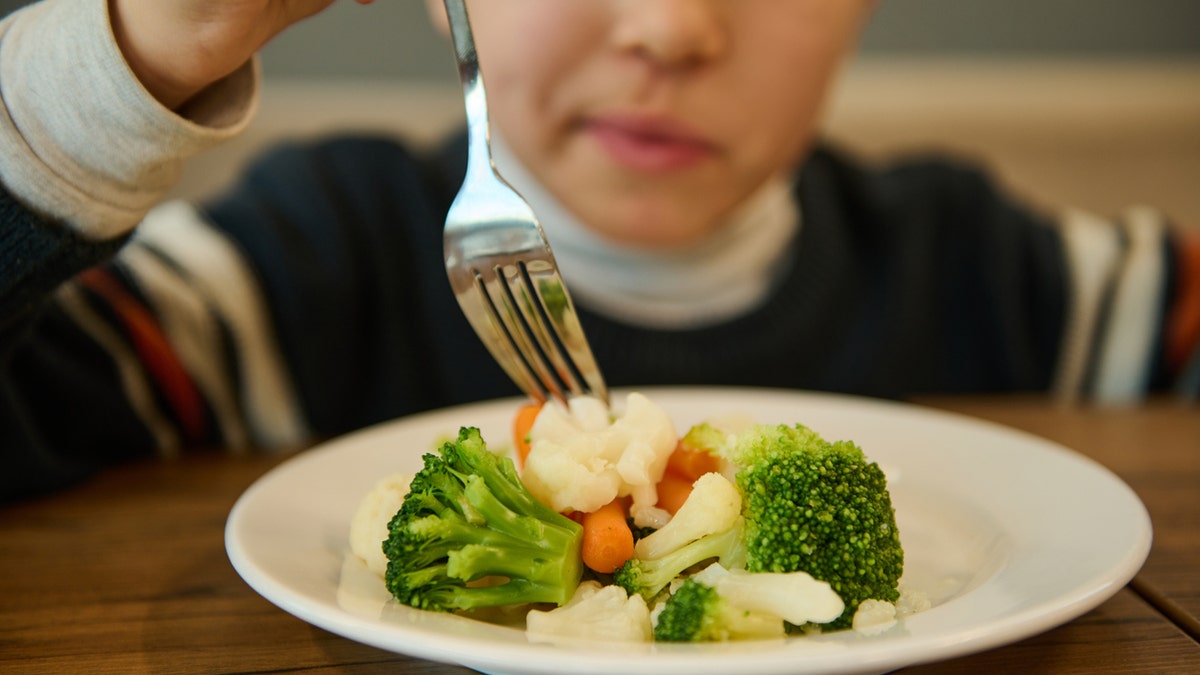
[{"xmin": 349, "ymin": 392, "xmax": 921, "ymax": 643}]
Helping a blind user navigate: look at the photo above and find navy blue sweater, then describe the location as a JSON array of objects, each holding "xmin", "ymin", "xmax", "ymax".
[{"xmin": 1, "ymin": 134, "xmax": 1184, "ymax": 502}]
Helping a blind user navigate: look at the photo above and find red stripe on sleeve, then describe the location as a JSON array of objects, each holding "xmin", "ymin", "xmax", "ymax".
[
  {"xmin": 80, "ymin": 268, "xmax": 208, "ymax": 443},
  {"xmin": 1165, "ymin": 230, "xmax": 1200, "ymax": 376}
]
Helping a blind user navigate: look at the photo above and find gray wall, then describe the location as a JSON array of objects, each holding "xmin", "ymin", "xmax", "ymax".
[
  {"xmin": 862, "ymin": 0, "xmax": 1200, "ymax": 57},
  {"xmin": 2, "ymin": 1, "xmax": 1198, "ymax": 83}
]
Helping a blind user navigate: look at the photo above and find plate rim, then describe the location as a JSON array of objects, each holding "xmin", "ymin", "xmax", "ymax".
[{"xmin": 225, "ymin": 386, "xmax": 1152, "ymax": 675}]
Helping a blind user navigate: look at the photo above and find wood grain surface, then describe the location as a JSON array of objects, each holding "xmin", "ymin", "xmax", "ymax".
[{"xmin": 2, "ymin": 397, "xmax": 1197, "ymax": 674}]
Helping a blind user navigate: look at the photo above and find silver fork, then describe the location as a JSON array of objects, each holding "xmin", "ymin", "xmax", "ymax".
[{"xmin": 440, "ymin": 0, "xmax": 608, "ymax": 407}]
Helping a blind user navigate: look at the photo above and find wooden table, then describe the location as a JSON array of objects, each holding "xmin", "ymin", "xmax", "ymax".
[{"xmin": 2, "ymin": 396, "xmax": 1197, "ymax": 674}]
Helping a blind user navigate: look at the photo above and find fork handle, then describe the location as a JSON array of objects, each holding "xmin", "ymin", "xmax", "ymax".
[{"xmin": 443, "ymin": 0, "xmax": 495, "ymax": 184}]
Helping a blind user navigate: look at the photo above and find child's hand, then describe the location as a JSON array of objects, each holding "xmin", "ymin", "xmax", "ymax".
[{"xmin": 110, "ymin": 0, "xmax": 375, "ymax": 110}]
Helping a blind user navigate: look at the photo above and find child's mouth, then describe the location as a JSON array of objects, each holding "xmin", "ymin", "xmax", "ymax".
[{"xmin": 585, "ymin": 115, "xmax": 715, "ymax": 172}]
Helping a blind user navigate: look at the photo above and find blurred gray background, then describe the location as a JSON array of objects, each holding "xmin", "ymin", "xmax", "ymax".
[
  {"xmin": 263, "ymin": 0, "xmax": 1200, "ymax": 81},
  {"xmin": 2, "ymin": 0, "xmax": 1199, "ymax": 82},
  {"xmin": 3, "ymin": 0, "xmax": 1198, "ymax": 226}
]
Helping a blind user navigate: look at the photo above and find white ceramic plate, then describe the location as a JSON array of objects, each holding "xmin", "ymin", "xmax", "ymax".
[{"xmin": 226, "ymin": 387, "xmax": 1151, "ymax": 675}]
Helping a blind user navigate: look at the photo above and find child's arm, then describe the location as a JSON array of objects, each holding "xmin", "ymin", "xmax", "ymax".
[
  {"xmin": 0, "ymin": 0, "xmax": 374, "ymax": 244},
  {"xmin": 0, "ymin": 0, "xmax": 377, "ymax": 501}
]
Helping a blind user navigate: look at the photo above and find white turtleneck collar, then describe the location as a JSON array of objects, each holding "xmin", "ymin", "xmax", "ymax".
[{"xmin": 490, "ymin": 133, "xmax": 801, "ymax": 329}]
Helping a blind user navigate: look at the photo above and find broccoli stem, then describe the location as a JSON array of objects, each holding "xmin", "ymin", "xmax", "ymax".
[
  {"xmin": 616, "ymin": 522, "xmax": 743, "ymax": 600},
  {"xmin": 383, "ymin": 427, "xmax": 584, "ymax": 612}
]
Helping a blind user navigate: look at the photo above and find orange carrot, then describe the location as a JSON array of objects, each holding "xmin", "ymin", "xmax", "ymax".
[
  {"xmin": 665, "ymin": 441, "xmax": 721, "ymax": 482},
  {"xmin": 655, "ymin": 471, "xmax": 695, "ymax": 516},
  {"xmin": 512, "ymin": 401, "xmax": 542, "ymax": 467},
  {"xmin": 579, "ymin": 499, "xmax": 635, "ymax": 574}
]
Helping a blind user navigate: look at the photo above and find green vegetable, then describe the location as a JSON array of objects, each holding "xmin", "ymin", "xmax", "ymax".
[
  {"xmin": 720, "ymin": 423, "xmax": 904, "ymax": 629},
  {"xmin": 679, "ymin": 422, "xmax": 729, "ymax": 455},
  {"xmin": 653, "ymin": 577, "xmax": 782, "ymax": 642},
  {"xmin": 612, "ymin": 521, "xmax": 743, "ymax": 601},
  {"xmin": 615, "ymin": 422, "xmax": 902, "ymax": 630},
  {"xmin": 383, "ymin": 427, "xmax": 584, "ymax": 612}
]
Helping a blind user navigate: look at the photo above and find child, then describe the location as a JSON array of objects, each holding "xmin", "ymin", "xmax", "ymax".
[{"xmin": 0, "ymin": 0, "xmax": 1196, "ymax": 502}]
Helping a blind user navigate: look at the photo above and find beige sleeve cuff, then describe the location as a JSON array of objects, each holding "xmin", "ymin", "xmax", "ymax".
[{"xmin": 0, "ymin": 0, "xmax": 259, "ymax": 241}]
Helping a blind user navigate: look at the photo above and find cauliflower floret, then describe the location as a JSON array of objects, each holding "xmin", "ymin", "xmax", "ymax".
[
  {"xmin": 895, "ymin": 586, "xmax": 932, "ymax": 617},
  {"xmin": 625, "ymin": 484, "xmax": 673, "ymax": 529},
  {"xmin": 522, "ymin": 392, "xmax": 676, "ymax": 521},
  {"xmin": 526, "ymin": 581, "xmax": 652, "ymax": 643},
  {"xmin": 851, "ymin": 598, "xmax": 898, "ymax": 636},
  {"xmin": 633, "ymin": 472, "xmax": 741, "ymax": 560},
  {"xmin": 349, "ymin": 471, "xmax": 412, "ymax": 577},
  {"xmin": 691, "ymin": 563, "xmax": 844, "ymax": 627},
  {"xmin": 850, "ymin": 587, "xmax": 928, "ymax": 636}
]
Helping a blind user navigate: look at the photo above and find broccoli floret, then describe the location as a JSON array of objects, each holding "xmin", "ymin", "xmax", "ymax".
[
  {"xmin": 725, "ymin": 424, "xmax": 903, "ymax": 629},
  {"xmin": 612, "ymin": 520, "xmax": 742, "ymax": 601},
  {"xmin": 679, "ymin": 422, "xmax": 729, "ymax": 455},
  {"xmin": 653, "ymin": 577, "xmax": 783, "ymax": 642},
  {"xmin": 653, "ymin": 563, "xmax": 845, "ymax": 643},
  {"xmin": 383, "ymin": 427, "xmax": 584, "ymax": 612},
  {"xmin": 614, "ymin": 472, "xmax": 744, "ymax": 601}
]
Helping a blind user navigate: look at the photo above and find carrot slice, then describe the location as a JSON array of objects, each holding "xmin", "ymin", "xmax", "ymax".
[
  {"xmin": 512, "ymin": 401, "xmax": 542, "ymax": 467},
  {"xmin": 580, "ymin": 499, "xmax": 635, "ymax": 574},
  {"xmin": 655, "ymin": 471, "xmax": 694, "ymax": 516},
  {"xmin": 665, "ymin": 441, "xmax": 721, "ymax": 482}
]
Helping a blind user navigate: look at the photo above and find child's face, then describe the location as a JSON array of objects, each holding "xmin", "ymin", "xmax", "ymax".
[{"xmin": 432, "ymin": 1, "xmax": 871, "ymax": 248}]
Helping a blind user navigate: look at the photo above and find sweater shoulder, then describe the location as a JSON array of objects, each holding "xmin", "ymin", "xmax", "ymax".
[
  {"xmin": 202, "ymin": 132, "xmax": 457, "ymax": 269},
  {"xmin": 806, "ymin": 144, "xmax": 1039, "ymax": 223}
]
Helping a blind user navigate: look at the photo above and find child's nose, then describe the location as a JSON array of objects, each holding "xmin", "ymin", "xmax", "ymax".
[{"xmin": 611, "ymin": 0, "xmax": 727, "ymax": 69}]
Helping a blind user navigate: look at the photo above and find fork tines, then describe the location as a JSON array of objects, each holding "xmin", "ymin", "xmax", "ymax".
[
  {"xmin": 471, "ymin": 261, "xmax": 602, "ymax": 406},
  {"xmin": 441, "ymin": 0, "xmax": 608, "ymax": 409}
]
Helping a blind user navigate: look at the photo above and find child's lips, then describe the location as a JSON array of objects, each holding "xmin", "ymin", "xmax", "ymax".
[{"xmin": 584, "ymin": 115, "xmax": 716, "ymax": 172}]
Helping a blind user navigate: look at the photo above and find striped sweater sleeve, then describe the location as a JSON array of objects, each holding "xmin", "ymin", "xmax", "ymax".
[
  {"xmin": 111, "ymin": 202, "xmax": 308, "ymax": 450},
  {"xmin": 2, "ymin": 189, "xmax": 310, "ymax": 501},
  {"xmin": 1163, "ymin": 227, "xmax": 1200, "ymax": 399},
  {"xmin": 1053, "ymin": 206, "xmax": 1200, "ymax": 402},
  {"xmin": 0, "ymin": 0, "xmax": 296, "ymax": 501}
]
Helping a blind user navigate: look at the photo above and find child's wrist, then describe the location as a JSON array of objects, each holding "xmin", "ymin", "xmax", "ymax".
[{"xmin": 108, "ymin": 1, "xmax": 232, "ymax": 110}]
